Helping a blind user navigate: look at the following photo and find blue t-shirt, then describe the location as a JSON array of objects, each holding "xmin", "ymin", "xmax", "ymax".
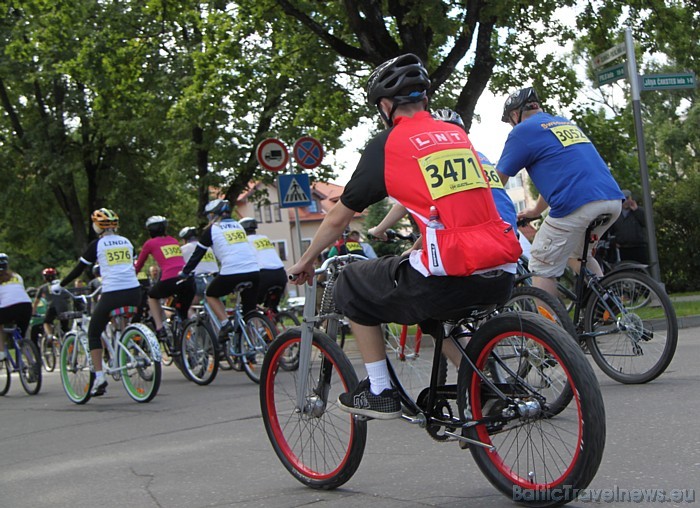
[
  {"xmin": 497, "ymin": 112, "xmax": 624, "ymax": 218},
  {"xmin": 478, "ymin": 152, "xmax": 518, "ymax": 235}
]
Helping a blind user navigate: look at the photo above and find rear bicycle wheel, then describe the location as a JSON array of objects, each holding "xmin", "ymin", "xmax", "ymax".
[
  {"xmin": 503, "ymin": 286, "xmax": 577, "ymax": 340},
  {"xmin": 119, "ymin": 325, "xmax": 161, "ymax": 403},
  {"xmin": 457, "ymin": 313, "xmax": 605, "ymax": 504},
  {"xmin": 18, "ymin": 339, "xmax": 42, "ymax": 395},
  {"xmin": 241, "ymin": 311, "xmax": 276, "ymax": 384},
  {"xmin": 0, "ymin": 358, "xmax": 10, "ymax": 395},
  {"xmin": 274, "ymin": 310, "xmax": 300, "ymax": 332},
  {"xmin": 584, "ymin": 270, "xmax": 678, "ymax": 384},
  {"xmin": 38, "ymin": 332, "xmax": 56, "ymax": 372},
  {"xmin": 59, "ymin": 333, "xmax": 93, "ymax": 404},
  {"xmin": 260, "ymin": 328, "xmax": 367, "ymax": 489},
  {"xmin": 181, "ymin": 318, "xmax": 219, "ymax": 385}
]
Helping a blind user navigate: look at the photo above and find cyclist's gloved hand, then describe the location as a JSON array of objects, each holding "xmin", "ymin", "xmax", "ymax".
[
  {"xmin": 50, "ymin": 281, "xmax": 62, "ymax": 295},
  {"xmin": 177, "ymin": 271, "xmax": 191, "ymax": 280}
]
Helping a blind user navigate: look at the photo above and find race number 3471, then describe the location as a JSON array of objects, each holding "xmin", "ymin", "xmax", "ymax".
[{"xmin": 418, "ymin": 148, "xmax": 488, "ymax": 200}]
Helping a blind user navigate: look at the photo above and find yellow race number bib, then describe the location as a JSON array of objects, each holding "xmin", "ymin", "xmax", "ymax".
[
  {"xmin": 160, "ymin": 245, "xmax": 182, "ymax": 259},
  {"xmin": 419, "ymin": 148, "xmax": 488, "ymax": 199},
  {"xmin": 253, "ymin": 238, "xmax": 274, "ymax": 250},
  {"xmin": 223, "ymin": 230, "xmax": 247, "ymax": 244},
  {"xmin": 550, "ymin": 125, "xmax": 591, "ymax": 147},
  {"xmin": 480, "ymin": 162, "xmax": 504, "ymax": 189},
  {"xmin": 105, "ymin": 247, "xmax": 131, "ymax": 265}
]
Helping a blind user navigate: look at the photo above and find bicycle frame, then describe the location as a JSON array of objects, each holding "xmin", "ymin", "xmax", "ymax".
[{"xmin": 2, "ymin": 328, "xmax": 25, "ymax": 371}]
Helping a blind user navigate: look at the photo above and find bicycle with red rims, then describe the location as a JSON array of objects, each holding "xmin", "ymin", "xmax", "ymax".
[{"xmin": 259, "ymin": 254, "xmax": 606, "ymax": 504}]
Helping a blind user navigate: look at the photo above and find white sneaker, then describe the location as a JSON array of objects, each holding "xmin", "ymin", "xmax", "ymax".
[{"xmin": 91, "ymin": 377, "xmax": 108, "ymax": 396}]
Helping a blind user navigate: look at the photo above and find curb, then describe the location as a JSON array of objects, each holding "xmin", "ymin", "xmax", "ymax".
[{"xmin": 677, "ymin": 315, "xmax": 700, "ymax": 330}]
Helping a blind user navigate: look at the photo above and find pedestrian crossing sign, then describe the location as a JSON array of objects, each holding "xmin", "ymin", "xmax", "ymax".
[{"xmin": 278, "ymin": 173, "xmax": 312, "ymax": 209}]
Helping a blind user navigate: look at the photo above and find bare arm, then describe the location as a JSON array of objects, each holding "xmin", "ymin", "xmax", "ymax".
[
  {"xmin": 517, "ymin": 194, "xmax": 549, "ymax": 220},
  {"xmin": 368, "ymin": 203, "xmax": 408, "ymax": 241},
  {"xmin": 287, "ymin": 201, "xmax": 357, "ymax": 285}
]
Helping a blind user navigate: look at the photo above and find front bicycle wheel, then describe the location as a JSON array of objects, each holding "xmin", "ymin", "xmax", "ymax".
[
  {"xmin": 18, "ymin": 339, "xmax": 42, "ymax": 395},
  {"xmin": 59, "ymin": 333, "xmax": 93, "ymax": 404},
  {"xmin": 457, "ymin": 313, "xmax": 605, "ymax": 504},
  {"xmin": 383, "ymin": 323, "xmax": 446, "ymax": 401},
  {"xmin": 0, "ymin": 357, "xmax": 10, "ymax": 396},
  {"xmin": 241, "ymin": 310, "xmax": 276, "ymax": 384},
  {"xmin": 181, "ymin": 318, "xmax": 219, "ymax": 385},
  {"xmin": 39, "ymin": 332, "xmax": 57, "ymax": 372},
  {"xmin": 584, "ymin": 270, "xmax": 678, "ymax": 384},
  {"xmin": 503, "ymin": 286, "xmax": 577, "ymax": 340},
  {"xmin": 119, "ymin": 325, "xmax": 161, "ymax": 403},
  {"xmin": 260, "ymin": 328, "xmax": 367, "ymax": 489}
]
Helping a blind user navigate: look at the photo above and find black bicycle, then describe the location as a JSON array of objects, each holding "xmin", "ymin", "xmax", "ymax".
[
  {"xmin": 259, "ymin": 255, "xmax": 606, "ymax": 505},
  {"xmin": 520, "ymin": 214, "xmax": 678, "ymax": 384}
]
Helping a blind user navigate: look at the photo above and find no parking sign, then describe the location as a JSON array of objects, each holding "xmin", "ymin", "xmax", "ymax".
[{"xmin": 293, "ymin": 137, "xmax": 324, "ymax": 170}]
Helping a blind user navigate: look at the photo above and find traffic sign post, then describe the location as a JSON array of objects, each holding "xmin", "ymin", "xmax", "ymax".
[
  {"xmin": 641, "ymin": 73, "xmax": 696, "ymax": 91},
  {"xmin": 596, "ymin": 63, "xmax": 627, "ymax": 87},
  {"xmin": 256, "ymin": 138, "xmax": 289, "ymax": 172},
  {"xmin": 293, "ymin": 137, "xmax": 324, "ymax": 170}
]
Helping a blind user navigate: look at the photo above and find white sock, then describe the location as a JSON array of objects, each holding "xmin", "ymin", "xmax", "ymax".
[
  {"xmin": 365, "ymin": 360, "xmax": 392, "ymax": 395},
  {"xmin": 95, "ymin": 371, "xmax": 105, "ymax": 384}
]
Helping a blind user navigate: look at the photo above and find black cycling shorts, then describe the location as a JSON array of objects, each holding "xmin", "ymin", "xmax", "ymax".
[
  {"xmin": 206, "ymin": 271, "xmax": 260, "ymax": 314},
  {"xmin": 333, "ymin": 255, "xmax": 513, "ymax": 328}
]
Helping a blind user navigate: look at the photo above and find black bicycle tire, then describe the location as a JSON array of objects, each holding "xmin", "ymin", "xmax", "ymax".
[
  {"xmin": 241, "ymin": 310, "xmax": 276, "ymax": 384},
  {"xmin": 180, "ymin": 318, "xmax": 219, "ymax": 385},
  {"xmin": 584, "ymin": 270, "xmax": 678, "ymax": 384},
  {"xmin": 260, "ymin": 328, "xmax": 367, "ymax": 489},
  {"xmin": 39, "ymin": 332, "xmax": 57, "ymax": 372},
  {"xmin": 0, "ymin": 358, "xmax": 10, "ymax": 395},
  {"xmin": 18, "ymin": 338, "xmax": 42, "ymax": 395},
  {"xmin": 457, "ymin": 313, "xmax": 605, "ymax": 504}
]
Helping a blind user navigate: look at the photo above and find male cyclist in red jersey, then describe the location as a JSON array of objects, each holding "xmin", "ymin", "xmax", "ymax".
[{"xmin": 288, "ymin": 54, "xmax": 521, "ymax": 420}]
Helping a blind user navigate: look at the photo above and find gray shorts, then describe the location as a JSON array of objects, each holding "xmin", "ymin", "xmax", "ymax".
[
  {"xmin": 333, "ymin": 255, "xmax": 514, "ymax": 327},
  {"xmin": 529, "ymin": 200, "xmax": 622, "ymax": 278}
]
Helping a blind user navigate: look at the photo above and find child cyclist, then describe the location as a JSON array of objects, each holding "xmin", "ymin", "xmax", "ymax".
[
  {"xmin": 51, "ymin": 209, "xmax": 141, "ymax": 396},
  {"xmin": 179, "ymin": 199, "xmax": 259, "ymax": 342},
  {"xmin": 134, "ymin": 216, "xmax": 195, "ymax": 341}
]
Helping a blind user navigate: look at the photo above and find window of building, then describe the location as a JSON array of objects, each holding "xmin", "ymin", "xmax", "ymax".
[
  {"xmin": 514, "ymin": 200, "xmax": 526, "ymax": 213},
  {"xmin": 272, "ymin": 240, "xmax": 287, "ymax": 261},
  {"xmin": 254, "ymin": 205, "xmax": 262, "ymax": 222},
  {"xmin": 307, "ymin": 200, "xmax": 319, "ymax": 213},
  {"xmin": 264, "ymin": 204, "xmax": 272, "ymax": 223},
  {"xmin": 273, "ymin": 203, "xmax": 282, "ymax": 222},
  {"xmin": 301, "ymin": 238, "xmax": 312, "ymax": 254},
  {"xmin": 505, "ymin": 174, "xmax": 523, "ymax": 189}
]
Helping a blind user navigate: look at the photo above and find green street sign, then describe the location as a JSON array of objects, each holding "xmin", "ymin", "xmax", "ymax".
[
  {"xmin": 596, "ymin": 63, "xmax": 627, "ymax": 87},
  {"xmin": 641, "ymin": 73, "xmax": 696, "ymax": 91}
]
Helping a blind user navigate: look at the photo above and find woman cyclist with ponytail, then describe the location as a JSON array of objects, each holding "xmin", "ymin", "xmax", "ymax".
[
  {"xmin": 179, "ymin": 199, "xmax": 260, "ymax": 342},
  {"xmin": 51, "ymin": 209, "xmax": 141, "ymax": 396}
]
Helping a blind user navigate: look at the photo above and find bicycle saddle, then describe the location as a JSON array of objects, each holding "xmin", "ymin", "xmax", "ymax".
[
  {"xmin": 588, "ymin": 213, "xmax": 613, "ymax": 229},
  {"xmin": 419, "ymin": 304, "xmax": 498, "ymax": 336},
  {"xmin": 234, "ymin": 282, "xmax": 254, "ymax": 292}
]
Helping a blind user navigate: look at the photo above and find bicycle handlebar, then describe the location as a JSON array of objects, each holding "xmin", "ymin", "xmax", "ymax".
[
  {"xmin": 516, "ymin": 215, "xmax": 542, "ymax": 228},
  {"xmin": 288, "ymin": 254, "xmax": 368, "ymax": 281}
]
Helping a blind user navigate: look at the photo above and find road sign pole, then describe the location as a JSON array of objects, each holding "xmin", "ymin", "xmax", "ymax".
[{"xmin": 625, "ymin": 28, "xmax": 661, "ymax": 282}]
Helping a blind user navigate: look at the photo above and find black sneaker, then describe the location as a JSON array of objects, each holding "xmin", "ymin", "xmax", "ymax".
[
  {"xmin": 218, "ymin": 322, "xmax": 234, "ymax": 343},
  {"xmin": 91, "ymin": 378, "xmax": 108, "ymax": 396},
  {"xmin": 156, "ymin": 327, "xmax": 169, "ymax": 341},
  {"xmin": 338, "ymin": 378, "xmax": 401, "ymax": 420}
]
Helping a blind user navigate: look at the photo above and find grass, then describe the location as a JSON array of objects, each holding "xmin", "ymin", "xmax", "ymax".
[{"xmin": 670, "ymin": 294, "xmax": 700, "ymax": 319}]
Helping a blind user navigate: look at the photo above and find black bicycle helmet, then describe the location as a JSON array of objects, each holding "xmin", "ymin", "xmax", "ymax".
[
  {"xmin": 145, "ymin": 215, "xmax": 168, "ymax": 237},
  {"xmin": 204, "ymin": 199, "xmax": 231, "ymax": 217},
  {"xmin": 238, "ymin": 217, "xmax": 257, "ymax": 234},
  {"xmin": 501, "ymin": 87, "xmax": 541, "ymax": 124},
  {"xmin": 0, "ymin": 253, "xmax": 8, "ymax": 272},
  {"xmin": 432, "ymin": 108, "xmax": 465, "ymax": 130},
  {"xmin": 367, "ymin": 53, "xmax": 430, "ymax": 107}
]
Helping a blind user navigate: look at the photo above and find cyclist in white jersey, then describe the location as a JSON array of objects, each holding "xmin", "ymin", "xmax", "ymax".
[
  {"xmin": 52, "ymin": 208, "xmax": 141, "ymax": 396},
  {"xmin": 0, "ymin": 253, "xmax": 33, "ymax": 359},
  {"xmin": 179, "ymin": 226, "xmax": 219, "ymax": 305},
  {"xmin": 180, "ymin": 199, "xmax": 260, "ymax": 341},
  {"xmin": 239, "ymin": 217, "xmax": 288, "ymax": 312}
]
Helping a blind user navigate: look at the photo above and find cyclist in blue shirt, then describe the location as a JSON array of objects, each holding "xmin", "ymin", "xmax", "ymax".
[{"xmin": 496, "ymin": 87, "xmax": 624, "ymax": 297}]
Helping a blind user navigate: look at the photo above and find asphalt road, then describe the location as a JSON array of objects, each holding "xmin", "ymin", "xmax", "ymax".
[{"xmin": 2, "ymin": 327, "xmax": 699, "ymax": 508}]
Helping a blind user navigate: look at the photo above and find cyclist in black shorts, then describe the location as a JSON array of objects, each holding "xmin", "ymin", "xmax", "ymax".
[
  {"xmin": 180, "ymin": 199, "xmax": 260, "ymax": 341},
  {"xmin": 52, "ymin": 209, "xmax": 141, "ymax": 396},
  {"xmin": 288, "ymin": 54, "xmax": 520, "ymax": 419}
]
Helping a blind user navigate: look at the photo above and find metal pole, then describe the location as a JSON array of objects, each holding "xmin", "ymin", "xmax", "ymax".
[
  {"xmin": 625, "ymin": 28, "xmax": 661, "ymax": 282},
  {"xmin": 294, "ymin": 207, "xmax": 303, "ymax": 263}
]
